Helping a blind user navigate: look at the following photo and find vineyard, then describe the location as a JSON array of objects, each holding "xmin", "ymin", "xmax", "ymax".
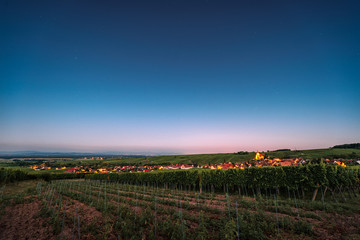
[
  {"xmin": 86, "ymin": 165, "xmax": 360, "ymax": 200},
  {"xmin": 1, "ymin": 165, "xmax": 360, "ymax": 239}
]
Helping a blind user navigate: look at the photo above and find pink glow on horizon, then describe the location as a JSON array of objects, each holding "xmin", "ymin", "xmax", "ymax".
[{"xmin": 1, "ymin": 120, "xmax": 359, "ymax": 153}]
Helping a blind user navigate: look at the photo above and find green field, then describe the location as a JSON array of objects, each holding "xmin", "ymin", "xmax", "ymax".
[
  {"xmin": 1, "ymin": 147, "xmax": 360, "ymax": 170},
  {"xmin": 62, "ymin": 147, "xmax": 360, "ymax": 167}
]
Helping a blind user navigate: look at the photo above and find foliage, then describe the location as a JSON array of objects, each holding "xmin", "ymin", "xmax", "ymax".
[
  {"xmin": 0, "ymin": 168, "xmax": 85, "ymax": 184},
  {"xmin": 85, "ymin": 164, "xmax": 360, "ymax": 195},
  {"xmin": 332, "ymin": 143, "xmax": 360, "ymax": 149}
]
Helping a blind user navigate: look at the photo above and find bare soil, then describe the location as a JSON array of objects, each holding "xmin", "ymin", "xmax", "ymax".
[{"xmin": 0, "ymin": 201, "xmax": 55, "ymax": 240}]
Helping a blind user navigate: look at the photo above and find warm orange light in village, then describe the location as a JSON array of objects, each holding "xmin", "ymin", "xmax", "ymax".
[{"xmin": 254, "ymin": 151, "xmax": 265, "ymax": 160}]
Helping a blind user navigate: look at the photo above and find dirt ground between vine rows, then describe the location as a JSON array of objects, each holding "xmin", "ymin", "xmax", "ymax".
[
  {"xmin": 0, "ymin": 200, "xmax": 63, "ymax": 240},
  {"xmin": 72, "ymin": 187, "xmax": 360, "ymax": 239},
  {"xmin": 0, "ymin": 197, "xmax": 117, "ymax": 240},
  {"xmin": 2, "ymin": 192, "xmax": 360, "ymax": 240}
]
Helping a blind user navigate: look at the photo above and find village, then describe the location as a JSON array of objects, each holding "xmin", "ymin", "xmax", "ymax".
[{"xmin": 28, "ymin": 151, "xmax": 354, "ymax": 173}]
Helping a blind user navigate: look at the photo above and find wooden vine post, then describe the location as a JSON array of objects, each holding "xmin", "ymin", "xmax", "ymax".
[
  {"xmin": 199, "ymin": 172, "xmax": 202, "ymax": 194},
  {"xmin": 312, "ymin": 183, "xmax": 320, "ymax": 201}
]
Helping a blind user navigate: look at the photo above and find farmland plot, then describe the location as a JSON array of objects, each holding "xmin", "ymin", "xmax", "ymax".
[{"xmin": 1, "ymin": 178, "xmax": 360, "ymax": 240}]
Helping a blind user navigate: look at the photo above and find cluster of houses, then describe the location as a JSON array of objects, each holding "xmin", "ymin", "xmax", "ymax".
[
  {"xmin": 29, "ymin": 163, "xmax": 69, "ymax": 171},
  {"xmin": 83, "ymin": 156, "xmax": 104, "ymax": 160},
  {"xmin": 28, "ymin": 151, "xmax": 358, "ymax": 173},
  {"xmin": 29, "ymin": 163, "xmax": 52, "ymax": 171},
  {"xmin": 252, "ymin": 151, "xmax": 306, "ymax": 167},
  {"xmin": 252, "ymin": 151, "xmax": 352, "ymax": 167},
  {"xmin": 60, "ymin": 151, "xmax": 356, "ymax": 174},
  {"xmin": 65, "ymin": 165, "xmax": 157, "ymax": 173}
]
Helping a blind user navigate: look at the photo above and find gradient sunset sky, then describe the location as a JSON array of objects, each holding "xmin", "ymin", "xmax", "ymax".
[{"xmin": 1, "ymin": 0, "xmax": 359, "ymax": 154}]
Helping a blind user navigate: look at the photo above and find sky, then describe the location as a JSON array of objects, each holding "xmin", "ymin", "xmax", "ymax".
[{"xmin": 1, "ymin": 0, "xmax": 359, "ymax": 154}]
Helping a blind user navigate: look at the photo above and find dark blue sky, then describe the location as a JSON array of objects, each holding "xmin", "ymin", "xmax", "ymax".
[{"xmin": 1, "ymin": 0, "xmax": 359, "ymax": 153}]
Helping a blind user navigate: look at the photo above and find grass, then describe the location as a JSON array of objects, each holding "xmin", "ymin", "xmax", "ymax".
[{"xmin": 1, "ymin": 180, "xmax": 45, "ymax": 195}]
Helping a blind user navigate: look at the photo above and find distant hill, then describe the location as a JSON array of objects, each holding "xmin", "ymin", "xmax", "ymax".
[
  {"xmin": 0, "ymin": 151, "xmax": 149, "ymax": 159},
  {"xmin": 332, "ymin": 143, "xmax": 360, "ymax": 149}
]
